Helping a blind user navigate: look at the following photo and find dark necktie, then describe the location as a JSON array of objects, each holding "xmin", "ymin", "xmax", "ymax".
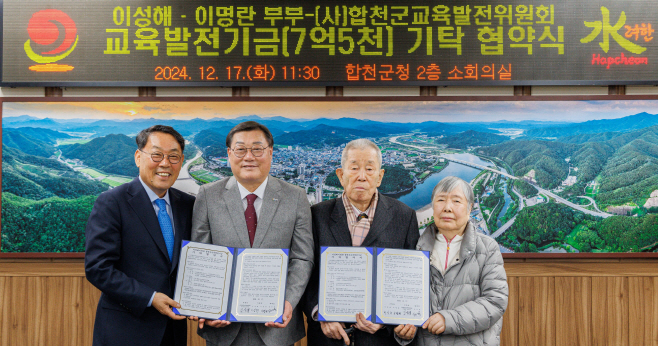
[
  {"xmin": 154, "ymin": 199, "xmax": 174, "ymax": 261},
  {"xmin": 245, "ymin": 194, "xmax": 258, "ymax": 247}
]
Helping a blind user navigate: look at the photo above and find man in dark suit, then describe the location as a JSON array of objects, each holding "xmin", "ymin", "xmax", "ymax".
[
  {"xmin": 85, "ymin": 125, "xmax": 195, "ymax": 346},
  {"xmin": 303, "ymin": 138, "xmax": 420, "ymax": 346},
  {"xmin": 191, "ymin": 121, "xmax": 313, "ymax": 346}
]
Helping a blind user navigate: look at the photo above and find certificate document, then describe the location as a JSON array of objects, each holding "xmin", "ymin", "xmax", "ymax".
[
  {"xmin": 318, "ymin": 246, "xmax": 429, "ymax": 326},
  {"xmin": 376, "ymin": 248, "xmax": 430, "ymax": 326},
  {"xmin": 172, "ymin": 242, "xmax": 233, "ymax": 320},
  {"xmin": 173, "ymin": 241, "xmax": 289, "ymax": 323},
  {"xmin": 229, "ymin": 248, "xmax": 288, "ymax": 323},
  {"xmin": 318, "ymin": 247, "xmax": 373, "ymax": 323}
]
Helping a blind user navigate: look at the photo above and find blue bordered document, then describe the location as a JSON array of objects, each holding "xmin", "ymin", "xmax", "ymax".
[
  {"xmin": 173, "ymin": 241, "xmax": 288, "ymax": 323},
  {"xmin": 318, "ymin": 246, "xmax": 430, "ymax": 326}
]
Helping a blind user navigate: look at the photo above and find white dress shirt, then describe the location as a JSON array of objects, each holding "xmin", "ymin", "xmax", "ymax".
[
  {"xmin": 139, "ymin": 176, "xmax": 176, "ymax": 235},
  {"xmin": 236, "ymin": 176, "xmax": 269, "ymax": 218},
  {"xmin": 138, "ymin": 176, "xmax": 176, "ymax": 307}
]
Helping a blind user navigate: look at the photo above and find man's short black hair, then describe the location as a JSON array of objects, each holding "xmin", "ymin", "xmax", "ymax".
[
  {"xmin": 225, "ymin": 121, "xmax": 274, "ymax": 148},
  {"xmin": 136, "ymin": 125, "xmax": 185, "ymax": 151}
]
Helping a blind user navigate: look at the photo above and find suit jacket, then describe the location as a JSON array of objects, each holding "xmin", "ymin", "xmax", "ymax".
[
  {"xmin": 85, "ymin": 178, "xmax": 195, "ymax": 346},
  {"xmin": 191, "ymin": 175, "xmax": 314, "ymax": 346},
  {"xmin": 302, "ymin": 193, "xmax": 420, "ymax": 346}
]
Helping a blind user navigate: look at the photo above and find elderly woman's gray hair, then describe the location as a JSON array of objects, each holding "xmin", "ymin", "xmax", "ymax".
[
  {"xmin": 341, "ymin": 138, "xmax": 382, "ymax": 169},
  {"xmin": 431, "ymin": 176, "xmax": 474, "ymax": 208}
]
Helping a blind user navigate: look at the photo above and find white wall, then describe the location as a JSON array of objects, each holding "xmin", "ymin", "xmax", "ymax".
[
  {"xmin": 62, "ymin": 87, "xmax": 139, "ymax": 97},
  {"xmin": 249, "ymin": 87, "xmax": 325, "ymax": 97},
  {"xmin": 626, "ymin": 85, "xmax": 658, "ymax": 95},
  {"xmin": 436, "ymin": 86, "xmax": 514, "ymax": 96},
  {"xmin": 0, "ymin": 87, "xmax": 45, "ymax": 97},
  {"xmin": 2, "ymin": 85, "xmax": 658, "ymax": 97},
  {"xmin": 342, "ymin": 87, "xmax": 419, "ymax": 97},
  {"xmin": 531, "ymin": 86, "xmax": 608, "ymax": 96},
  {"xmin": 157, "ymin": 87, "xmax": 232, "ymax": 97}
]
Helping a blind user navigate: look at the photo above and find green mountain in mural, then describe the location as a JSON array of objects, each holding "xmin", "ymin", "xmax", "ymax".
[
  {"xmin": 275, "ymin": 124, "xmax": 385, "ymax": 148},
  {"xmin": 2, "ymin": 107, "xmax": 658, "ymax": 254},
  {"xmin": 481, "ymin": 125, "xmax": 658, "ymax": 208},
  {"xmin": 2, "ymin": 130, "xmax": 56, "ymax": 158},
  {"xmin": 436, "ymin": 130, "xmax": 509, "ymax": 149},
  {"xmin": 595, "ymin": 129, "xmax": 658, "ymax": 208},
  {"xmin": 194, "ymin": 126, "xmax": 235, "ymax": 157},
  {"xmin": 524, "ymin": 112, "xmax": 658, "ymax": 138},
  {"xmin": 60, "ymin": 134, "xmax": 139, "ymax": 177},
  {"xmin": 2, "ymin": 145, "xmax": 108, "ymax": 200},
  {"xmin": 4, "ymin": 127, "xmax": 73, "ymax": 144},
  {"xmin": 1, "ymin": 193, "xmax": 96, "ymax": 252},
  {"xmin": 480, "ymin": 140, "xmax": 574, "ymax": 189}
]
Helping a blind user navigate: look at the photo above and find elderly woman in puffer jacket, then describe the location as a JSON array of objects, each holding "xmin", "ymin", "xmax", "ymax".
[{"xmin": 416, "ymin": 176, "xmax": 508, "ymax": 346}]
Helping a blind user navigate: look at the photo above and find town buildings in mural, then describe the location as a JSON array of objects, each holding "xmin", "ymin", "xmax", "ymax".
[{"xmin": 2, "ymin": 101, "xmax": 657, "ymax": 254}]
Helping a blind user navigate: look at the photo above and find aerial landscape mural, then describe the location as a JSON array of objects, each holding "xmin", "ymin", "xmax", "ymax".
[{"xmin": 2, "ymin": 100, "xmax": 658, "ymax": 254}]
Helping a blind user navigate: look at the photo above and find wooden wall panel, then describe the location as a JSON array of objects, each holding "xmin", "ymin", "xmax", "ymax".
[
  {"xmin": 654, "ymin": 278, "xmax": 658, "ymax": 346},
  {"xmin": 296, "ymin": 315, "xmax": 308, "ymax": 346},
  {"xmin": 186, "ymin": 320, "xmax": 204, "ymax": 346},
  {"xmin": 81, "ymin": 279, "xmax": 100, "ymax": 346},
  {"xmin": 41, "ymin": 277, "xmax": 60, "ymax": 345},
  {"xmin": 555, "ymin": 277, "xmax": 591, "ymax": 346},
  {"xmin": 518, "ymin": 277, "xmax": 555, "ymax": 346},
  {"xmin": 501, "ymin": 276, "xmax": 518, "ymax": 346},
  {"xmin": 2, "ymin": 277, "xmax": 30, "ymax": 345},
  {"xmin": 0, "ymin": 277, "xmax": 7, "ymax": 346},
  {"xmin": 3, "ymin": 259, "xmax": 658, "ymax": 346},
  {"xmin": 0, "ymin": 277, "xmax": 89, "ymax": 345},
  {"xmin": 628, "ymin": 277, "xmax": 654, "ymax": 346},
  {"xmin": 506, "ymin": 261, "xmax": 658, "ymax": 277},
  {"xmin": 59, "ymin": 277, "xmax": 84, "ymax": 345},
  {"xmin": 592, "ymin": 277, "xmax": 628, "ymax": 346}
]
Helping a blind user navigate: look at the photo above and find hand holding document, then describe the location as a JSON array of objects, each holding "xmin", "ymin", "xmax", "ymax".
[
  {"xmin": 318, "ymin": 247, "xmax": 430, "ymax": 326},
  {"xmin": 376, "ymin": 248, "xmax": 427, "ymax": 324},
  {"xmin": 172, "ymin": 241, "xmax": 288, "ymax": 323},
  {"xmin": 321, "ymin": 248, "xmax": 372, "ymax": 319},
  {"xmin": 230, "ymin": 248, "xmax": 288, "ymax": 323}
]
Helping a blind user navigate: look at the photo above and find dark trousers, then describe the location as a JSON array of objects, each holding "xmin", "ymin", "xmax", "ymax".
[{"xmin": 160, "ymin": 319, "xmax": 176, "ymax": 346}]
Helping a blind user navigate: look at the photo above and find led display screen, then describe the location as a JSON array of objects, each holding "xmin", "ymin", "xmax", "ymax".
[{"xmin": 1, "ymin": 0, "xmax": 657, "ymax": 86}]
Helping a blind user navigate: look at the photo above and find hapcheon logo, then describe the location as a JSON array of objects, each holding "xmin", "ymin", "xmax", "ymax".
[{"xmin": 24, "ymin": 9, "xmax": 78, "ymax": 72}]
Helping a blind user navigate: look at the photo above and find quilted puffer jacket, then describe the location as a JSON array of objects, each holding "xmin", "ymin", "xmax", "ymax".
[{"xmin": 413, "ymin": 222, "xmax": 508, "ymax": 346}]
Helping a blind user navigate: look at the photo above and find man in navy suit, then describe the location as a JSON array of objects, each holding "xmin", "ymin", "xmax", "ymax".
[{"xmin": 85, "ymin": 125, "xmax": 195, "ymax": 346}]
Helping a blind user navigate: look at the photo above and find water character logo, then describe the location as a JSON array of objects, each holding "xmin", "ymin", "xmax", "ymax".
[{"xmin": 24, "ymin": 9, "xmax": 78, "ymax": 72}]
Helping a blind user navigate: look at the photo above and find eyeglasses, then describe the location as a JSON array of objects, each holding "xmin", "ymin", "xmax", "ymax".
[
  {"xmin": 139, "ymin": 149, "xmax": 182, "ymax": 164},
  {"xmin": 231, "ymin": 145, "xmax": 269, "ymax": 158}
]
